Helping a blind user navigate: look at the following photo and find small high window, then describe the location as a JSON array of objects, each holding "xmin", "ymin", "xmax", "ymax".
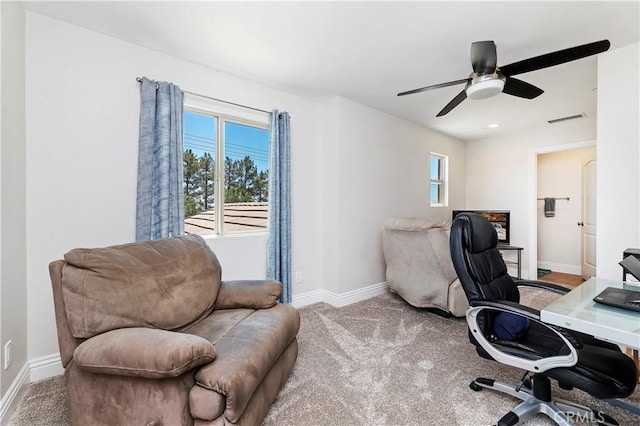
[{"xmin": 430, "ymin": 153, "xmax": 448, "ymax": 207}]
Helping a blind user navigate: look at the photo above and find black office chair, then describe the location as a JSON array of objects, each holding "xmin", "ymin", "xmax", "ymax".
[{"xmin": 449, "ymin": 213, "xmax": 637, "ymax": 426}]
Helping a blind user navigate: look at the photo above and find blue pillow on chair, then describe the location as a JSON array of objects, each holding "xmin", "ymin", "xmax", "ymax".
[{"xmin": 494, "ymin": 312, "xmax": 530, "ymax": 341}]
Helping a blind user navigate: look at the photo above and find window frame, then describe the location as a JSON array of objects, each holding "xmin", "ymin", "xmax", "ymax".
[
  {"xmin": 183, "ymin": 102, "xmax": 270, "ymax": 236},
  {"xmin": 430, "ymin": 152, "xmax": 448, "ymax": 207}
]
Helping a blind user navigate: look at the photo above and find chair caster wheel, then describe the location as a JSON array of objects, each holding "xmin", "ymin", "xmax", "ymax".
[
  {"xmin": 469, "ymin": 381, "xmax": 483, "ymax": 392},
  {"xmin": 596, "ymin": 412, "xmax": 618, "ymax": 425},
  {"xmin": 497, "ymin": 411, "xmax": 519, "ymax": 426}
]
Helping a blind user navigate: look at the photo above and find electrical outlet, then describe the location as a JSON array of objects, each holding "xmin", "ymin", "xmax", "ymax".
[
  {"xmin": 294, "ymin": 270, "xmax": 303, "ymax": 284},
  {"xmin": 4, "ymin": 340, "xmax": 12, "ymax": 370}
]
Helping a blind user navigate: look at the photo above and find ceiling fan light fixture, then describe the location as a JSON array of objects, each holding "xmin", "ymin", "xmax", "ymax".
[{"xmin": 466, "ymin": 78, "xmax": 505, "ymax": 99}]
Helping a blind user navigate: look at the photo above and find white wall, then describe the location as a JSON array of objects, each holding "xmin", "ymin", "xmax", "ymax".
[
  {"xmin": 23, "ymin": 12, "xmax": 465, "ymax": 363},
  {"xmin": 24, "ymin": 11, "xmax": 324, "ymax": 361},
  {"xmin": 322, "ymin": 97, "xmax": 466, "ymax": 295},
  {"xmin": 1, "ymin": 1, "xmax": 28, "ymax": 398},
  {"xmin": 466, "ymin": 117, "xmax": 597, "ymax": 278},
  {"xmin": 537, "ymin": 147, "xmax": 595, "ymax": 274},
  {"xmin": 597, "ymin": 42, "xmax": 640, "ymax": 279}
]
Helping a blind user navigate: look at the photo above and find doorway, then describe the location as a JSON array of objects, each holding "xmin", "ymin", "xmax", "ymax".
[{"xmin": 527, "ymin": 140, "xmax": 596, "ymax": 282}]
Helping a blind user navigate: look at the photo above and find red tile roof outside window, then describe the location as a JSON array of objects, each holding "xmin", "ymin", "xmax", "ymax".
[{"xmin": 185, "ymin": 202, "xmax": 268, "ymax": 235}]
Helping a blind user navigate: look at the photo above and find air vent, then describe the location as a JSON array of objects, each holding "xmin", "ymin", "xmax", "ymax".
[{"xmin": 547, "ymin": 113, "xmax": 586, "ymax": 124}]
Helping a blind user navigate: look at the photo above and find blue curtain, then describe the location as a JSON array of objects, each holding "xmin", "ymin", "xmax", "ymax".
[
  {"xmin": 135, "ymin": 77, "xmax": 185, "ymax": 241},
  {"xmin": 267, "ymin": 111, "xmax": 292, "ymax": 303}
]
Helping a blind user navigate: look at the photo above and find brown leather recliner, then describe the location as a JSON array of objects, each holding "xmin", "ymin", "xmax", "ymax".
[{"xmin": 49, "ymin": 234, "xmax": 300, "ymax": 425}]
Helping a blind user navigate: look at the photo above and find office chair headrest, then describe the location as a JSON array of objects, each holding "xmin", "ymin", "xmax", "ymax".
[{"xmin": 458, "ymin": 213, "xmax": 499, "ymax": 253}]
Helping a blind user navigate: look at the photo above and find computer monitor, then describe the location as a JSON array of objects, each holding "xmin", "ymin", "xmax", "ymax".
[{"xmin": 452, "ymin": 210, "xmax": 511, "ymax": 245}]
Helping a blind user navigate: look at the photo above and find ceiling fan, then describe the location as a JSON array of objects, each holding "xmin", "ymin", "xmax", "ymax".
[{"xmin": 397, "ymin": 39, "xmax": 610, "ymax": 117}]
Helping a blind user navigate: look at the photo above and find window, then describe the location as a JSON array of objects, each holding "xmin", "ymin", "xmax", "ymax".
[
  {"xmin": 183, "ymin": 108, "xmax": 269, "ymax": 235},
  {"xmin": 430, "ymin": 153, "xmax": 448, "ymax": 207}
]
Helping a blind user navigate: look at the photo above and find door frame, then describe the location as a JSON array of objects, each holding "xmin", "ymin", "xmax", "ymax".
[
  {"xmin": 581, "ymin": 157, "xmax": 597, "ymax": 279},
  {"xmin": 527, "ymin": 139, "xmax": 596, "ymax": 280}
]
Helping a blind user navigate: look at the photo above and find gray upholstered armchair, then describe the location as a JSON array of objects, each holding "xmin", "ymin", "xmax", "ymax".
[
  {"xmin": 49, "ymin": 234, "xmax": 299, "ymax": 425},
  {"xmin": 382, "ymin": 218, "xmax": 467, "ymax": 317}
]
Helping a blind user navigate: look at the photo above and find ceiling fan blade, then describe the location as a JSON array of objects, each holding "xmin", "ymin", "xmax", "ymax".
[
  {"xmin": 471, "ymin": 41, "xmax": 497, "ymax": 74},
  {"xmin": 503, "ymin": 77, "xmax": 544, "ymax": 99},
  {"xmin": 397, "ymin": 78, "xmax": 470, "ymax": 97},
  {"xmin": 436, "ymin": 89, "xmax": 467, "ymax": 117},
  {"xmin": 500, "ymin": 39, "xmax": 611, "ymax": 76}
]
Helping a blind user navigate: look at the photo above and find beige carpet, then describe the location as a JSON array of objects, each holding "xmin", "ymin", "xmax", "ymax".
[{"xmin": 11, "ymin": 290, "xmax": 640, "ymax": 425}]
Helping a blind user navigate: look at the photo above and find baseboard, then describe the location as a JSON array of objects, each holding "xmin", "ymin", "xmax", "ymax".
[
  {"xmin": 292, "ymin": 281, "xmax": 389, "ymax": 308},
  {"xmin": 0, "ymin": 353, "xmax": 64, "ymax": 425},
  {"xmin": 29, "ymin": 353, "xmax": 63, "ymax": 382},
  {"xmin": 537, "ymin": 261, "xmax": 581, "ymax": 276},
  {"xmin": 0, "ymin": 362, "xmax": 30, "ymax": 425},
  {"xmin": 291, "ymin": 289, "xmax": 325, "ymax": 308}
]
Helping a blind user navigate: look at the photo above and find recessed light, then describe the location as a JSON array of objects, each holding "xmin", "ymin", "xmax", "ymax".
[{"xmin": 487, "ymin": 123, "xmax": 500, "ymax": 129}]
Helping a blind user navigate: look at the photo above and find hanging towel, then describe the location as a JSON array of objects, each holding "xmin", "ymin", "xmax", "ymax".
[{"xmin": 544, "ymin": 197, "xmax": 556, "ymax": 217}]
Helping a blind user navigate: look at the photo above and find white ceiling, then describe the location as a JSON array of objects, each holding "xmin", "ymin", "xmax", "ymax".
[{"xmin": 21, "ymin": 1, "xmax": 640, "ymax": 141}]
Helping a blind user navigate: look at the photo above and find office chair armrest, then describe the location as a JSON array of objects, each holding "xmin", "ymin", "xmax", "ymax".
[
  {"xmin": 467, "ymin": 300, "xmax": 579, "ymax": 373},
  {"xmin": 474, "ymin": 300, "xmax": 584, "ymax": 349},
  {"xmin": 471, "ymin": 299, "xmax": 540, "ymax": 320},
  {"xmin": 512, "ymin": 279, "xmax": 569, "ymax": 295}
]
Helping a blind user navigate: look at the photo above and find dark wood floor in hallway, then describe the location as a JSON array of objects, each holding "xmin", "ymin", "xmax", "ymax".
[{"xmin": 537, "ymin": 271, "xmax": 585, "ymax": 289}]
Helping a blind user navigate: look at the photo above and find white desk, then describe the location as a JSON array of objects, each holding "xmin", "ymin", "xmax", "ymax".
[
  {"xmin": 541, "ymin": 277, "xmax": 640, "ymax": 415},
  {"xmin": 540, "ymin": 277, "xmax": 640, "ymax": 350}
]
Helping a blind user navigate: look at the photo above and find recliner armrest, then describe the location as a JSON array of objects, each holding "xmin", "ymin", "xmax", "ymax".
[
  {"xmin": 73, "ymin": 327, "xmax": 216, "ymax": 378},
  {"xmin": 215, "ymin": 280, "xmax": 282, "ymax": 310}
]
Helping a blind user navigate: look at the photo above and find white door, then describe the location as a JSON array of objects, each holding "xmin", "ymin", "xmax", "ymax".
[{"xmin": 581, "ymin": 158, "xmax": 597, "ymax": 279}]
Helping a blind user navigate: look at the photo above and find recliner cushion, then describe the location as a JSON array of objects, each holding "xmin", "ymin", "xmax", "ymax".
[
  {"xmin": 61, "ymin": 235, "xmax": 221, "ymax": 338},
  {"xmin": 74, "ymin": 327, "xmax": 216, "ymax": 378}
]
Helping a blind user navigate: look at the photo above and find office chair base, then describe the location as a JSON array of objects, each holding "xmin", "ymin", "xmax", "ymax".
[{"xmin": 470, "ymin": 377, "xmax": 619, "ymax": 426}]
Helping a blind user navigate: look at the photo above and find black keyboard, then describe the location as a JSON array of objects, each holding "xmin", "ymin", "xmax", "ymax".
[{"xmin": 593, "ymin": 287, "xmax": 640, "ymax": 313}]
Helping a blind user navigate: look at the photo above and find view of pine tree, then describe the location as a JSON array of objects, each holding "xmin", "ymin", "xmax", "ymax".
[
  {"xmin": 226, "ymin": 155, "xmax": 261, "ymax": 203},
  {"xmin": 198, "ymin": 152, "xmax": 215, "ymax": 210},
  {"xmin": 254, "ymin": 171, "xmax": 268, "ymax": 202},
  {"xmin": 183, "ymin": 149, "xmax": 201, "ymax": 217},
  {"xmin": 183, "ymin": 152, "xmax": 268, "ymax": 216}
]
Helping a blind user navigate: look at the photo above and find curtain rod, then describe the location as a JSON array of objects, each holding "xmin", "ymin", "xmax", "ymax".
[
  {"xmin": 537, "ymin": 197, "xmax": 570, "ymax": 201},
  {"xmin": 136, "ymin": 77, "xmax": 270, "ymax": 115}
]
